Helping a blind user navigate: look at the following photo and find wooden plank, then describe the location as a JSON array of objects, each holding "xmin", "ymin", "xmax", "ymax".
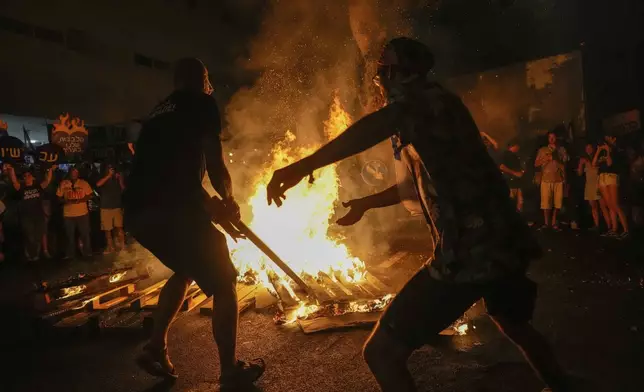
[
  {"xmin": 301, "ymin": 276, "xmax": 333, "ymax": 304},
  {"xmin": 317, "ymin": 273, "xmax": 353, "ymax": 301},
  {"xmin": 363, "ymin": 272, "xmax": 392, "ymax": 295},
  {"xmin": 88, "ymin": 284, "xmax": 135, "ymax": 311},
  {"xmin": 180, "ymin": 287, "xmax": 206, "ymax": 311},
  {"xmin": 297, "ymin": 312, "xmax": 382, "ymax": 334},
  {"xmin": 54, "ymin": 311, "xmax": 92, "ymax": 329},
  {"xmin": 128, "ymin": 279, "xmax": 168, "ymax": 311}
]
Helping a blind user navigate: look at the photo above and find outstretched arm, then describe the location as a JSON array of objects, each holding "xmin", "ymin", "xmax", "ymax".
[
  {"xmin": 299, "ymin": 104, "xmax": 401, "ymax": 174},
  {"xmin": 267, "ymin": 103, "xmax": 402, "ymax": 206},
  {"xmin": 7, "ymin": 165, "xmax": 20, "ymax": 191},
  {"xmin": 337, "ymin": 185, "xmax": 401, "ymax": 226},
  {"xmin": 40, "ymin": 166, "xmax": 54, "ymax": 189}
]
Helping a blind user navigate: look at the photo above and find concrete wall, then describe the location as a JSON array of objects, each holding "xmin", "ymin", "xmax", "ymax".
[{"xmin": 0, "ymin": 0, "xmax": 258, "ymax": 124}]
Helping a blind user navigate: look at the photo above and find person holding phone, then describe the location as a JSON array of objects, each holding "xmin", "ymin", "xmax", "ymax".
[
  {"xmin": 96, "ymin": 163, "xmax": 125, "ymax": 254},
  {"xmin": 593, "ymin": 136, "xmax": 629, "ymax": 239}
]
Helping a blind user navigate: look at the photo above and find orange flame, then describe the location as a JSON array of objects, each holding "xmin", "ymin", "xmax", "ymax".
[
  {"xmin": 52, "ymin": 113, "xmax": 88, "ymax": 136},
  {"xmin": 227, "ymin": 94, "xmax": 368, "ymax": 316}
]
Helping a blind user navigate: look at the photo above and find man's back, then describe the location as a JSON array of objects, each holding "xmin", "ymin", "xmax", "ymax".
[
  {"xmin": 125, "ymin": 90, "xmax": 221, "ymax": 212},
  {"xmin": 396, "ymin": 83, "xmax": 539, "ymax": 281}
]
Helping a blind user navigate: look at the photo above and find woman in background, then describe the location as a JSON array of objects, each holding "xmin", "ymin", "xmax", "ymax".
[
  {"xmin": 578, "ymin": 143, "xmax": 610, "ymax": 231},
  {"xmin": 593, "ymin": 136, "xmax": 629, "ymax": 239}
]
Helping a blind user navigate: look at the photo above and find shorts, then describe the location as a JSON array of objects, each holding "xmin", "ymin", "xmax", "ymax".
[
  {"xmin": 598, "ymin": 173, "xmax": 619, "ymax": 187},
  {"xmin": 127, "ymin": 208, "xmax": 237, "ymax": 296},
  {"xmin": 509, "ymin": 188, "xmax": 523, "ymax": 202},
  {"xmin": 380, "ymin": 267, "xmax": 537, "ymax": 350},
  {"xmin": 540, "ymin": 181, "xmax": 563, "ymax": 210},
  {"xmin": 100, "ymin": 208, "xmax": 123, "ymax": 231}
]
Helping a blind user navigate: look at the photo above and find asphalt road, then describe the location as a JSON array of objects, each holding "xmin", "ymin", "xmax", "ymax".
[{"xmin": 4, "ymin": 228, "xmax": 644, "ymax": 392}]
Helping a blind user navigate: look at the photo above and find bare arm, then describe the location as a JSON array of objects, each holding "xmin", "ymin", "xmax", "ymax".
[
  {"xmin": 8, "ymin": 166, "xmax": 20, "ymax": 191},
  {"xmin": 40, "ymin": 167, "xmax": 54, "ymax": 189},
  {"xmin": 592, "ymin": 148, "xmax": 602, "ymax": 167},
  {"xmin": 577, "ymin": 158, "xmax": 585, "ymax": 176},
  {"xmin": 499, "ymin": 164, "xmax": 522, "ymax": 177},
  {"xmin": 95, "ymin": 173, "xmax": 111, "ymax": 188},
  {"xmin": 297, "ymin": 103, "xmax": 401, "ymax": 175},
  {"xmin": 204, "ymin": 132, "xmax": 233, "ymax": 201},
  {"xmin": 359, "ymin": 185, "xmax": 401, "ymax": 210}
]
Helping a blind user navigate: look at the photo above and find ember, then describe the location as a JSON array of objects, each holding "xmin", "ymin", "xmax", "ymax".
[
  {"xmin": 59, "ymin": 285, "xmax": 87, "ymax": 299},
  {"xmin": 108, "ymin": 272, "xmax": 128, "ymax": 283}
]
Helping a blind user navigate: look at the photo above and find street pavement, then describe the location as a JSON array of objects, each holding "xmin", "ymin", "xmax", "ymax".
[{"xmin": 3, "ymin": 227, "xmax": 644, "ymax": 392}]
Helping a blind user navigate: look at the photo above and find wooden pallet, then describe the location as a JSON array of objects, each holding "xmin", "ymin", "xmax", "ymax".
[
  {"xmin": 199, "ymin": 283, "xmax": 260, "ymax": 316},
  {"xmin": 87, "ymin": 284, "xmax": 136, "ymax": 311}
]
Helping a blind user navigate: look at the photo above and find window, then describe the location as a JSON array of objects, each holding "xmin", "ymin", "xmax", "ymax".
[
  {"xmin": 34, "ymin": 26, "xmax": 64, "ymax": 44},
  {"xmin": 134, "ymin": 53, "xmax": 153, "ymax": 68},
  {"xmin": 0, "ymin": 15, "xmax": 33, "ymax": 36}
]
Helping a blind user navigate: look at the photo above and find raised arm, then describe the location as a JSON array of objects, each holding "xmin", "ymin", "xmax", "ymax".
[
  {"xmin": 592, "ymin": 147, "xmax": 602, "ymax": 167},
  {"xmin": 7, "ymin": 165, "xmax": 20, "ymax": 191},
  {"xmin": 40, "ymin": 166, "xmax": 55, "ymax": 189}
]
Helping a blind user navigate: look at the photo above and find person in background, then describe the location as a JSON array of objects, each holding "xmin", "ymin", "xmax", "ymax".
[
  {"xmin": 7, "ymin": 165, "xmax": 54, "ymax": 261},
  {"xmin": 56, "ymin": 167, "xmax": 93, "ymax": 259},
  {"xmin": 534, "ymin": 131, "xmax": 569, "ymax": 230},
  {"xmin": 96, "ymin": 163, "xmax": 125, "ymax": 254},
  {"xmin": 577, "ymin": 143, "xmax": 610, "ymax": 231},
  {"xmin": 481, "ymin": 131, "xmax": 499, "ymax": 163},
  {"xmin": 499, "ymin": 140, "xmax": 525, "ymax": 212},
  {"xmin": 594, "ymin": 135, "xmax": 629, "ymax": 239}
]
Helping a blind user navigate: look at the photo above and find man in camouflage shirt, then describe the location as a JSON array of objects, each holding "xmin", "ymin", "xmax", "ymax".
[{"xmin": 267, "ymin": 38, "xmax": 573, "ymax": 392}]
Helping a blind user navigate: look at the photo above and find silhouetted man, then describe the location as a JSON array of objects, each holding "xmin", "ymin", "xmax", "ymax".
[
  {"xmin": 267, "ymin": 38, "xmax": 574, "ymax": 392},
  {"xmin": 125, "ymin": 58, "xmax": 265, "ymax": 389}
]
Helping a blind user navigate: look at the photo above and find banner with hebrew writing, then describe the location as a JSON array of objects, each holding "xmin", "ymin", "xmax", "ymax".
[
  {"xmin": 36, "ymin": 143, "xmax": 66, "ymax": 167},
  {"xmin": 51, "ymin": 113, "xmax": 88, "ymax": 155},
  {"xmin": 0, "ymin": 135, "xmax": 25, "ymax": 163}
]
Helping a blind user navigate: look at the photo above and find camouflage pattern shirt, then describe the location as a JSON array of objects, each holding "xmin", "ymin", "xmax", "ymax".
[{"xmin": 389, "ymin": 82, "xmax": 541, "ymax": 283}]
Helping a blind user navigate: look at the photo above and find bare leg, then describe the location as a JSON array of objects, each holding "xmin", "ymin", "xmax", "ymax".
[
  {"xmin": 599, "ymin": 197, "xmax": 611, "ymax": 228},
  {"xmin": 116, "ymin": 228, "xmax": 125, "ymax": 250},
  {"xmin": 517, "ymin": 189, "xmax": 524, "ymax": 212},
  {"xmin": 589, "ymin": 200, "xmax": 599, "ymax": 227},
  {"xmin": 213, "ymin": 282, "xmax": 239, "ymax": 375},
  {"xmin": 543, "ymin": 209, "xmax": 551, "ymax": 227},
  {"xmin": 363, "ymin": 323, "xmax": 416, "ymax": 392},
  {"xmin": 104, "ymin": 231, "xmax": 114, "ymax": 251},
  {"xmin": 149, "ymin": 273, "xmax": 191, "ymax": 349},
  {"xmin": 608, "ymin": 184, "xmax": 629, "ymax": 232},
  {"xmin": 491, "ymin": 316, "xmax": 570, "ymax": 391},
  {"xmin": 552, "ymin": 209, "xmax": 559, "ymax": 227},
  {"xmin": 599, "ymin": 186, "xmax": 617, "ymax": 231}
]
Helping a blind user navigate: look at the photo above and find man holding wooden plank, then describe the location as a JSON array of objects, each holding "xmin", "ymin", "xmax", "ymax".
[
  {"xmin": 267, "ymin": 38, "xmax": 574, "ymax": 392},
  {"xmin": 124, "ymin": 57, "xmax": 265, "ymax": 389}
]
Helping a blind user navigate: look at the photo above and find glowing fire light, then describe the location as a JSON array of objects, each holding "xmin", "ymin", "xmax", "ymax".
[
  {"xmin": 108, "ymin": 272, "xmax": 128, "ymax": 283},
  {"xmin": 227, "ymin": 94, "xmax": 374, "ymax": 317},
  {"xmin": 455, "ymin": 323, "xmax": 469, "ymax": 336},
  {"xmin": 59, "ymin": 285, "xmax": 87, "ymax": 299}
]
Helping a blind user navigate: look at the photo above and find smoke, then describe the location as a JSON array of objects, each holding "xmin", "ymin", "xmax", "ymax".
[{"xmin": 220, "ymin": 0, "xmax": 428, "ymax": 260}]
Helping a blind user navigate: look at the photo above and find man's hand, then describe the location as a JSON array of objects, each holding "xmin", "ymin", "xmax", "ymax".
[
  {"xmin": 266, "ymin": 164, "xmax": 309, "ymax": 207},
  {"xmin": 336, "ymin": 199, "xmax": 370, "ymax": 226},
  {"xmin": 207, "ymin": 197, "xmax": 241, "ymax": 224}
]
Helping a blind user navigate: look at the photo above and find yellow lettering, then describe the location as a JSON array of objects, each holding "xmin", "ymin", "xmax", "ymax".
[{"xmin": 9, "ymin": 148, "xmax": 21, "ymax": 158}]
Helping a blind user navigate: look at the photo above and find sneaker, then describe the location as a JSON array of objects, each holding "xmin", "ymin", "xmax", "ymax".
[
  {"xmin": 220, "ymin": 359, "xmax": 266, "ymax": 391},
  {"xmin": 552, "ymin": 225, "xmax": 562, "ymax": 232},
  {"xmin": 136, "ymin": 344, "xmax": 178, "ymax": 379},
  {"xmin": 537, "ymin": 225, "xmax": 549, "ymax": 231},
  {"xmin": 617, "ymin": 231, "xmax": 630, "ymax": 240}
]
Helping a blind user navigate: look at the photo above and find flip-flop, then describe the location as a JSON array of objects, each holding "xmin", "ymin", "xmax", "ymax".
[
  {"xmin": 135, "ymin": 345, "xmax": 178, "ymax": 379},
  {"xmin": 220, "ymin": 358, "xmax": 266, "ymax": 391}
]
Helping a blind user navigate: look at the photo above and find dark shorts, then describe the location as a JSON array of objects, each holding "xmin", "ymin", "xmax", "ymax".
[
  {"xmin": 127, "ymin": 208, "xmax": 237, "ymax": 296},
  {"xmin": 380, "ymin": 267, "xmax": 537, "ymax": 350}
]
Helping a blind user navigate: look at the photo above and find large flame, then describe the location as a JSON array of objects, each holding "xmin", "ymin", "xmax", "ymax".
[{"xmin": 228, "ymin": 95, "xmax": 366, "ymax": 303}]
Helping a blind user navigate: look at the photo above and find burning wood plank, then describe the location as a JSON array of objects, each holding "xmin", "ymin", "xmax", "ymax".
[{"xmin": 87, "ymin": 284, "xmax": 135, "ymax": 311}]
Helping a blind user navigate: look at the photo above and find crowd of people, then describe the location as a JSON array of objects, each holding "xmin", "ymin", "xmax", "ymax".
[
  {"xmin": 0, "ymin": 161, "xmax": 127, "ymax": 263},
  {"xmin": 492, "ymin": 128, "xmax": 644, "ymax": 239}
]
